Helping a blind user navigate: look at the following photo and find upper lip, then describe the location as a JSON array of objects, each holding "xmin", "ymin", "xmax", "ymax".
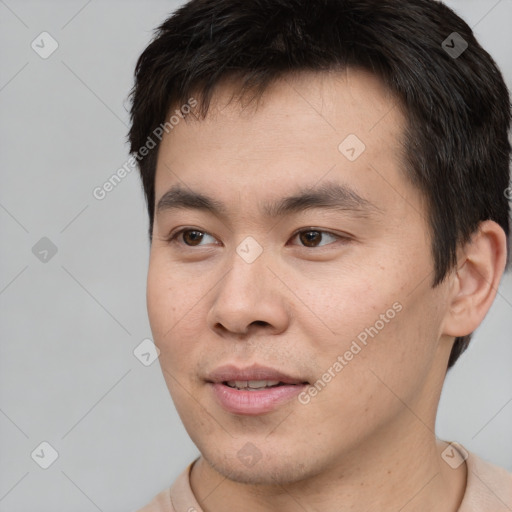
[{"xmin": 206, "ymin": 364, "xmax": 308, "ymax": 385}]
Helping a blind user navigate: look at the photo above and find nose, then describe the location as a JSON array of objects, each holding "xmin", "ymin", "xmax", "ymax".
[{"xmin": 206, "ymin": 248, "xmax": 290, "ymax": 338}]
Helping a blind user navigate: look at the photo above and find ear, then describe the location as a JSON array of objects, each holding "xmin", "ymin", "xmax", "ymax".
[{"xmin": 442, "ymin": 220, "xmax": 508, "ymax": 338}]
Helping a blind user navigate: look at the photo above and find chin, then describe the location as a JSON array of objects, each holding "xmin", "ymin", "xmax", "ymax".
[{"xmin": 202, "ymin": 446, "xmax": 314, "ymax": 486}]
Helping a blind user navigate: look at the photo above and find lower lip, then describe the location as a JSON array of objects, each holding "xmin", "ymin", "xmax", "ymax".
[{"xmin": 209, "ymin": 382, "xmax": 307, "ymax": 415}]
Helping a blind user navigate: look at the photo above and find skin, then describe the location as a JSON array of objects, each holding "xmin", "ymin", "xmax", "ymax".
[{"xmin": 146, "ymin": 69, "xmax": 507, "ymax": 512}]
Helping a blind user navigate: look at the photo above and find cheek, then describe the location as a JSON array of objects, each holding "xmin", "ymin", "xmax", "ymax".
[
  {"xmin": 295, "ymin": 270, "xmax": 391, "ymax": 350},
  {"xmin": 300, "ymin": 264, "xmax": 442, "ymax": 395},
  {"xmin": 146, "ymin": 256, "xmax": 191, "ymax": 351},
  {"xmin": 146, "ymin": 264, "xmax": 173, "ymax": 339},
  {"xmin": 336, "ymin": 284, "xmax": 446, "ymax": 403},
  {"xmin": 147, "ymin": 252, "xmax": 197, "ymax": 332}
]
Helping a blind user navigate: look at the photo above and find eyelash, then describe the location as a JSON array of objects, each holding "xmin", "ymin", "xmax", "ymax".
[{"xmin": 164, "ymin": 227, "xmax": 349, "ymax": 249}]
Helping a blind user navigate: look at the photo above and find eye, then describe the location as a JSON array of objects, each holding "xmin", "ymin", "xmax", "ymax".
[
  {"xmin": 167, "ymin": 228, "xmax": 218, "ymax": 247},
  {"xmin": 166, "ymin": 228, "xmax": 347, "ymax": 249},
  {"xmin": 290, "ymin": 229, "xmax": 343, "ymax": 248}
]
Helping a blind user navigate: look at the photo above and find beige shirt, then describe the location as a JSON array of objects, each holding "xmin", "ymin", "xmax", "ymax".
[{"xmin": 137, "ymin": 447, "xmax": 512, "ymax": 512}]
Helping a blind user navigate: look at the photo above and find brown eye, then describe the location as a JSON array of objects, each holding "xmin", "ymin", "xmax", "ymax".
[
  {"xmin": 296, "ymin": 230, "xmax": 339, "ymax": 248},
  {"xmin": 182, "ymin": 230, "xmax": 205, "ymax": 246},
  {"xmin": 299, "ymin": 231, "xmax": 322, "ymax": 247},
  {"xmin": 166, "ymin": 228, "xmax": 218, "ymax": 248}
]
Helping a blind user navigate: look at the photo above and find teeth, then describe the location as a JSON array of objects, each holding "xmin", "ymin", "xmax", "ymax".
[
  {"xmin": 226, "ymin": 380, "xmax": 281, "ymax": 390},
  {"xmin": 248, "ymin": 380, "xmax": 280, "ymax": 389}
]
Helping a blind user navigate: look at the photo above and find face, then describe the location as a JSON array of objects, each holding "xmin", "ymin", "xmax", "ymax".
[{"xmin": 147, "ymin": 69, "xmax": 454, "ymax": 484}]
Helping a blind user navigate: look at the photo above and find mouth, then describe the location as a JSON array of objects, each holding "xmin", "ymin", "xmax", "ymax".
[
  {"xmin": 206, "ymin": 364, "xmax": 309, "ymax": 415},
  {"xmin": 223, "ymin": 380, "xmax": 293, "ymax": 390},
  {"xmin": 206, "ymin": 363, "xmax": 308, "ymax": 385}
]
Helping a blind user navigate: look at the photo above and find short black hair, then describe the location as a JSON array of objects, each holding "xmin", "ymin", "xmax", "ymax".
[{"xmin": 128, "ymin": 0, "xmax": 511, "ymax": 369}]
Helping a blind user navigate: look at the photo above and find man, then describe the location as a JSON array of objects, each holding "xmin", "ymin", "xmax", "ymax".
[{"xmin": 128, "ymin": 0, "xmax": 512, "ymax": 510}]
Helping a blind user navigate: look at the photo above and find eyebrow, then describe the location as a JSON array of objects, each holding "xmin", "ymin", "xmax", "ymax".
[{"xmin": 156, "ymin": 181, "xmax": 383, "ymax": 219}]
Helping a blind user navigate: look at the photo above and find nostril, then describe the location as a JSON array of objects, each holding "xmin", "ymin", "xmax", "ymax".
[{"xmin": 251, "ymin": 320, "xmax": 269, "ymax": 327}]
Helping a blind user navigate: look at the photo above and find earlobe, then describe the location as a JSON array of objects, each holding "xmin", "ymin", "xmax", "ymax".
[{"xmin": 442, "ymin": 220, "xmax": 508, "ymax": 338}]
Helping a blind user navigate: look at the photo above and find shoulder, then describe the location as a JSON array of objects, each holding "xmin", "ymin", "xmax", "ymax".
[
  {"xmin": 136, "ymin": 488, "xmax": 173, "ymax": 512},
  {"xmin": 135, "ymin": 459, "xmax": 200, "ymax": 512},
  {"xmin": 459, "ymin": 448, "xmax": 512, "ymax": 512}
]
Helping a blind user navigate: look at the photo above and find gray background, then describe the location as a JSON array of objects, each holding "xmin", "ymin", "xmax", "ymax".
[{"xmin": 0, "ymin": 1, "xmax": 511, "ymax": 511}]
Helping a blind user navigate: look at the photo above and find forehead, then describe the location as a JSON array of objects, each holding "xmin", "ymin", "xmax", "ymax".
[{"xmin": 153, "ymin": 68, "xmax": 417, "ymax": 220}]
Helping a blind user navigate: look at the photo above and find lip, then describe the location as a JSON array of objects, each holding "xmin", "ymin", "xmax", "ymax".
[
  {"xmin": 205, "ymin": 364, "xmax": 308, "ymax": 415},
  {"xmin": 209, "ymin": 383, "xmax": 307, "ymax": 415},
  {"xmin": 206, "ymin": 364, "xmax": 307, "ymax": 385}
]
